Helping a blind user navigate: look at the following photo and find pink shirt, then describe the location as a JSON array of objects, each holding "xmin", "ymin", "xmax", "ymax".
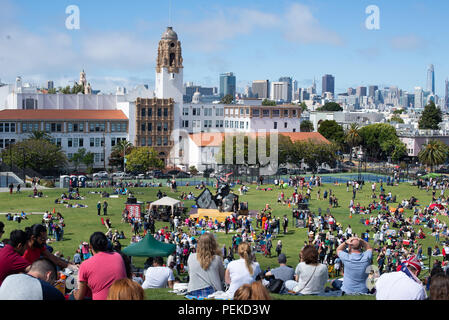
[{"xmin": 78, "ymin": 251, "xmax": 127, "ymax": 300}]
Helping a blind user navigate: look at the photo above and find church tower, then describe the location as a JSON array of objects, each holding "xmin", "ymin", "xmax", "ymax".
[{"xmin": 155, "ymin": 27, "xmax": 183, "ymax": 104}]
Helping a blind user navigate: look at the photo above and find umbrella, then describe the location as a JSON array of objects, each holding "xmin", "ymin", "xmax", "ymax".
[{"xmin": 429, "ymin": 203, "xmax": 444, "ymax": 210}]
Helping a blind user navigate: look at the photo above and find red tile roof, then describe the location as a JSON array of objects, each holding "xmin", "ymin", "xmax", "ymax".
[
  {"xmin": 189, "ymin": 131, "xmax": 330, "ymax": 147},
  {"xmin": 0, "ymin": 109, "xmax": 128, "ymax": 121}
]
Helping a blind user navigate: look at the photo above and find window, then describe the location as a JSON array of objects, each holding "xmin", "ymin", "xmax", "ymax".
[
  {"xmin": 90, "ymin": 138, "xmax": 94, "ymax": 147},
  {"xmin": 240, "ymin": 121, "xmax": 244, "ymax": 129},
  {"xmin": 157, "ymin": 108, "xmax": 162, "ymax": 117},
  {"xmin": 216, "ymin": 108, "xmax": 223, "ymax": 116},
  {"xmin": 141, "ymin": 137, "xmax": 146, "ymax": 147},
  {"xmin": 157, "ymin": 137, "xmax": 162, "ymax": 146},
  {"xmin": 111, "ymin": 123, "xmax": 116, "ymax": 132},
  {"xmin": 157, "ymin": 123, "xmax": 162, "ymax": 132},
  {"xmin": 182, "ymin": 120, "xmax": 189, "ymax": 128},
  {"xmin": 120, "ymin": 123, "xmax": 127, "ymax": 132},
  {"xmin": 148, "ymin": 123, "xmax": 152, "ymax": 132},
  {"xmin": 163, "ymin": 137, "xmax": 168, "ymax": 146},
  {"xmin": 263, "ymin": 110, "xmax": 270, "ymax": 117},
  {"xmin": 163, "ymin": 122, "xmax": 168, "ymax": 132},
  {"xmin": 246, "ymin": 108, "xmax": 250, "ymax": 115},
  {"xmin": 148, "ymin": 108, "xmax": 152, "ymax": 117},
  {"xmin": 68, "ymin": 153, "xmax": 73, "ymax": 160},
  {"xmin": 141, "ymin": 108, "xmax": 146, "ymax": 117},
  {"xmin": 95, "ymin": 138, "xmax": 100, "ymax": 147},
  {"xmin": 68, "ymin": 138, "xmax": 73, "ymax": 148},
  {"xmin": 11, "ymin": 123, "xmax": 15, "ymax": 132},
  {"xmin": 245, "ymin": 122, "xmax": 248, "ymax": 129},
  {"xmin": 284, "ymin": 110, "xmax": 289, "ymax": 117},
  {"xmin": 225, "ymin": 120, "xmax": 229, "ymax": 128},
  {"xmin": 292, "ymin": 110, "xmax": 297, "ymax": 117},
  {"xmin": 141, "ymin": 123, "xmax": 146, "ymax": 132},
  {"xmin": 94, "ymin": 153, "xmax": 101, "ymax": 163},
  {"xmin": 284, "ymin": 122, "xmax": 288, "ymax": 128},
  {"xmin": 164, "ymin": 108, "xmax": 168, "ymax": 117},
  {"xmin": 272, "ymin": 110, "xmax": 280, "ymax": 117},
  {"xmin": 253, "ymin": 109, "xmax": 260, "ymax": 117},
  {"xmin": 148, "ymin": 137, "xmax": 152, "ymax": 146},
  {"xmin": 4, "ymin": 123, "xmax": 9, "ymax": 133},
  {"xmin": 183, "ymin": 108, "xmax": 189, "ymax": 116},
  {"xmin": 274, "ymin": 122, "xmax": 278, "ymax": 129}
]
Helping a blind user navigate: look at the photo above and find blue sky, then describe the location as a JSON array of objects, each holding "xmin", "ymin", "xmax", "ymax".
[{"xmin": 0, "ymin": 0, "xmax": 448, "ymax": 95}]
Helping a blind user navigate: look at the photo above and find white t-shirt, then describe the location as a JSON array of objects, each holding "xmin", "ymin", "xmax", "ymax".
[
  {"xmin": 375, "ymin": 271, "xmax": 427, "ymax": 300},
  {"xmin": 226, "ymin": 258, "xmax": 261, "ymax": 299},
  {"xmin": 142, "ymin": 266, "xmax": 175, "ymax": 289}
]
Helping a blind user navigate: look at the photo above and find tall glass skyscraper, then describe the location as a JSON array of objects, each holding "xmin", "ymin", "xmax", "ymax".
[
  {"xmin": 427, "ymin": 64, "xmax": 435, "ymax": 94},
  {"xmin": 321, "ymin": 74, "xmax": 335, "ymax": 96},
  {"xmin": 219, "ymin": 72, "xmax": 236, "ymax": 97}
]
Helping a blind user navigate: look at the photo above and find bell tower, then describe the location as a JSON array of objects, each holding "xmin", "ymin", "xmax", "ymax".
[{"xmin": 155, "ymin": 27, "xmax": 183, "ymax": 104}]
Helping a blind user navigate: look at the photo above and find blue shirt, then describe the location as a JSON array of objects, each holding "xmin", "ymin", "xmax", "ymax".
[{"xmin": 338, "ymin": 250, "xmax": 372, "ymax": 294}]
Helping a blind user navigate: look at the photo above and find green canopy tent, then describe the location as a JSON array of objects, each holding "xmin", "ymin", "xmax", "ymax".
[{"xmin": 122, "ymin": 234, "xmax": 176, "ymax": 257}]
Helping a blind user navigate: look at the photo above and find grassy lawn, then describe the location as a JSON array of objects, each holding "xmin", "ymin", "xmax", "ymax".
[{"xmin": 0, "ymin": 179, "xmax": 444, "ymax": 300}]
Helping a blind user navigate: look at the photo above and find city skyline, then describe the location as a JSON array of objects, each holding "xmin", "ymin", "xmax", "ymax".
[{"xmin": 0, "ymin": 0, "xmax": 448, "ymax": 96}]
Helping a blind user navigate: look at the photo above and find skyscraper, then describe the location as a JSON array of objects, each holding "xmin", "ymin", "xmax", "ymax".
[
  {"xmin": 356, "ymin": 86, "xmax": 367, "ymax": 97},
  {"xmin": 270, "ymin": 82, "xmax": 289, "ymax": 102},
  {"xmin": 278, "ymin": 77, "xmax": 292, "ymax": 102},
  {"xmin": 252, "ymin": 80, "xmax": 269, "ymax": 99},
  {"xmin": 219, "ymin": 72, "xmax": 236, "ymax": 97},
  {"xmin": 414, "ymin": 87, "xmax": 424, "ymax": 109},
  {"xmin": 445, "ymin": 78, "xmax": 449, "ymax": 111},
  {"xmin": 368, "ymin": 85, "xmax": 378, "ymax": 97},
  {"xmin": 321, "ymin": 74, "xmax": 335, "ymax": 96},
  {"xmin": 427, "ymin": 64, "xmax": 435, "ymax": 94}
]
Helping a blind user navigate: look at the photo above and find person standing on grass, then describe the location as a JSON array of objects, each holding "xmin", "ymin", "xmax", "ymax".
[
  {"xmin": 103, "ymin": 200, "xmax": 108, "ymax": 216},
  {"xmin": 9, "ymin": 183, "xmax": 13, "ymax": 194},
  {"xmin": 97, "ymin": 201, "xmax": 101, "ymax": 216}
]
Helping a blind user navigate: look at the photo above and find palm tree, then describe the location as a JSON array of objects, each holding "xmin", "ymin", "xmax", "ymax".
[
  {"xmin": 111, "ymin": 140, "xmax": 133, "ymax": 171},
  {"xmin": 345, "ymin": 123, "xmax": 361, "ymax": 161},
  {"xmin": 28, "ymin": 130, "xmax": 51, "ymax": 141},
  {"xmin": 418, "ymin": 140, "xmax": 449, "ymax": 172}
]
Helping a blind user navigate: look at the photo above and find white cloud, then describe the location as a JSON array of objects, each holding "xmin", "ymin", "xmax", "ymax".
[
  {"xmin": 390, "ymin": 35, "xmax": 426, "ymax": 51},
  {"xmin": 282, "ymin": 3, "xmax": 344, "ymax": 46}
]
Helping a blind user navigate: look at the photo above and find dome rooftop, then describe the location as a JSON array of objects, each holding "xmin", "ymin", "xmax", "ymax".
[{"xmin": 161, "ymin": 27, "xmax": 178, "ymax": 41}]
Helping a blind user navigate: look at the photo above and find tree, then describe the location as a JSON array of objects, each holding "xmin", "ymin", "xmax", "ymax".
[
  {"xmin": 28, "ymin": 130, "xmax": 51, "ymax": 141},
  {"xmin": 82, "ymin": 152, "xmax": 95, "ymax": 174},
  {"xmin": 290, "ymin": 140, "xmax": 337, "ymax": 173},
  {"xmin": 359, "ymin": 123, "xmax": 405, "ymax": 161},
  {"xmin": 318, "ymin": 120, "xmax": 345, "ymax": 145},
  {"xmin": 316, "ymin": 102, "xmax": 343, "ymax": 112},
  {"xmin": 300, "ymin": 120, "xmax": 314, "ymax": 132},
  {"xmin": 299, "ymin": 102, "xmax": 308, "ymax": 112},
  {"xmin": 418, "ymin": 140, "xmax": 449, "ymax": 172},
  {"xmin": 344, "ymin": 123, "xmax": 362, "ymax": 160},
  {"xmin": 389, "ymin": 115, "xmax": 404, "ymax": 124},
  {"xmin": 71, "ymin": 148, "xmax": 86, "ymax": 172},
  {"xmin": 60, "ymin": 86, "xmax": 71, "ymax": 94},
  {"xmin": 262, "ymin": 99, "xmax": 276, "ymax": 106},
  {"xmin": 1, "ymin": 139, "xmax": 67, "ymax": 175},
  {"xmin": 109, "ymin": 140, "xmax": 134, "ymax": 170},
  {"xmin": 47, "ymin": 88, "xmax": 57, "ymax": 94},
  {"xmin": 189, "ymin": 166, "xmax": 198, "ymax": 175},
  {"xmin": 419, "ymin": 101, "xmax": 442, "ymax": 130},
  {"xmin": 125, "ymin": 147, "xmax": 164, "ymax": 174},
  {"xmin": 220, "ymin": 94, "xmax": 234, "ymax": 104}
]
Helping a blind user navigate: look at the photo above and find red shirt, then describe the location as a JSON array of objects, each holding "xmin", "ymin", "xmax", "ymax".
[
  {"xmin": 0, "ymin": 244, "xmax": 31, "ymax": 285},
  {"xmin": 23, "ymin": 246, "xmax": 46, "ymax": 264}
]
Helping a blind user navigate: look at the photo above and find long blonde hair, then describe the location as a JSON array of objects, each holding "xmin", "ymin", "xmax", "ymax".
[
  {"xmin": 238, "ymin": 242, "xmax": 253, "ymax": 275},
  {"xmin": 196, "ymin": 233, "xmax": 221, "ymax": 270}
]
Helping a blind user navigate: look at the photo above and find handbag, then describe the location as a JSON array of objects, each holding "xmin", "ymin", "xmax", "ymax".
[{"xmin": 267, "ymin": 277, "xmax": 285, "ymax": 294}]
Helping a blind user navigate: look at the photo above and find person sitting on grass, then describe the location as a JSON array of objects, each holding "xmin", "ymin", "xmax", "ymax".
[
  {"xmin": 334, "ymin": 236, "xmax": 372, "ymax": 295},
  {"xmin": 375, "ymin": 255, "xmax": 426, "ymax": 300},
  {"xmin": 142, "ymin": 256, "xmax": 175, "ymax": 289}
]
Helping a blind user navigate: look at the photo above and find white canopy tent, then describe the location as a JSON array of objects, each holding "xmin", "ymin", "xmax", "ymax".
[{"xmin": 149, "ymin": 197, "xmax": 181, "ymax": 215}]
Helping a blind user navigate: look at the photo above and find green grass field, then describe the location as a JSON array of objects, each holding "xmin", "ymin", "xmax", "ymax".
[{"xmin": 0, "ymin": 180, "xmax": 444, "ymax": 300}]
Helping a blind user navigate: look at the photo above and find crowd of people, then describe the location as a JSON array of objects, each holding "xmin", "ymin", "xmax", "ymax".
[{"xmin": 2, "ymin": 174, "xmax": 449, "ymax": 301}]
